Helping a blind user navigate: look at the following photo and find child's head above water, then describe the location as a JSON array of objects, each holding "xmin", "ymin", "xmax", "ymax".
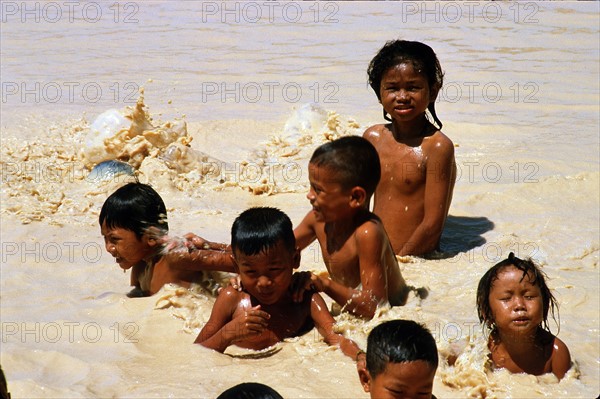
[
  {"xmin": 231, "ymin": 207, "xmax": 295, "ymax": 258},
  {"xmin": 309, "ymin": 136, "xmax": 380, "ymax": 199},
  {"xmin": 476, "ymin": 252, "xmax": 558, "ymax": 335},
  {"xmin": 359, "ymin": 319, "xmax": 438, "ymax": 399},
  {"xmin": 99, "ymin": 182, "xmax": 168, "ymax": 238},
  {"xmin": 367, "ymin": 39, "xmax": 444, "ymax": 126},
  {"xmin": 230, "ymin": 207, "xmax": 299, "ymax": 305}
]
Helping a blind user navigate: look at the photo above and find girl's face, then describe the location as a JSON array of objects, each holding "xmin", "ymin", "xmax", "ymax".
[
  {"xmin": 488, "ymin": 265, "xmax": 544, "ymax": 338},
  {"xmin": 101, "ymin": 222, "xmax": 155, "ymax": 270},
  {"xmin": 379, "ymin": 62, "xmax": 436, "ymax": 124}
]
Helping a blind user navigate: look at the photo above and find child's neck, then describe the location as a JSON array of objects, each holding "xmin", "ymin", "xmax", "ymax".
[
  {"xmin": 143, "ymin": 246, "xmax": 164, "ymax": 265},
  {"xmin": 390, "ymin": 115, "xmax": 432, "ymax": 141},
  {"xmin": 496, "ymin": 327, "xmax": 542, "ymax": 355},
  {"xmin": 325, "ymin": 209, "xmax": 371, "ymax": 246},
  {"xmin": 332, "ymin": 207, "xmax": 370, "ymax": 229}
]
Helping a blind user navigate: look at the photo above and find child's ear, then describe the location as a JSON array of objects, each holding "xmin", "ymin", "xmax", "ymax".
[
  {"xmin": 143, "ymin": 233, "xmax": 159, "ymax": 248},
  {"xmin": 358, "ymin": 368, "xmax": 372, "ymax": 393},
  {"xmin": 350, "ymin": 186, "xmax": 367, "ymax": 208}
]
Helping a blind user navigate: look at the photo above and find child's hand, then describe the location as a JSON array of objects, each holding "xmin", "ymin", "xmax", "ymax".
[
  {"xmin": 290, "ymin": 271, "xmax": 324, "ymax": 302},
  {"xmin": 183, "ymin": 233, "xmax": 211, "ymax": 250},
  {"xmin": 228, "ymin": 274, "xmax": 243, "ymax": 291},
  {"xmin": 229, "ymin": 305, "xmax": 270, "ymax": 343}
]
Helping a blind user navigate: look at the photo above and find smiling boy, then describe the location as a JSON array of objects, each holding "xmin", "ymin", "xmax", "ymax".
[
  {"xmin": 195, "ymin": 207, "xmax": 363, "ymax": 362},
  {"xmin": 293, "ymin": 136, "xmax": 409, "ymax": 319}
]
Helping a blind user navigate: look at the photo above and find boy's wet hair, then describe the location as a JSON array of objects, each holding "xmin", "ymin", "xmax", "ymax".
[
  {"xmin": 476, "ymin": 252, "xmax": 558, "ymax": 333},
  {"xmin": 99, "ymin": 182, "xmax": 168, "ymax": 238},
  {"xmin": 216, "ymin": 382, "xmax": 283, "ymax": 399},
  {"xmin": 310, "ymin": 136, "xmax": 380, "ymax": 197},
  {"xmin": 367, "ymin": 39, "xmax": 444, "ymax": 127},
  {"xmin": 366, "ymin": 319, "xmax": 438, "ymax": 378},
  {"xmin": 231, "ymin": 207, "xmax": 295, "ymax": 257}
]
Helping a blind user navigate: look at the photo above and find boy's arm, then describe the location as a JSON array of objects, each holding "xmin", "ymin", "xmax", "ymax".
[
  {"xmin": 293, "ymin": 211, "xmax": 318, "ymax": 251},
  {"xmin": 310, "ymin": 292, "xmax": 363, "ymax": 362},
  {"xmin": 308, "ymin": 222, "xmax": 388, "ymax": 319},
  {"xmin": 194, "ymin": 288, "xmax": 269, "ymax": 352},
  {"xmin": 294, "ymin": 222, "xmax": 386, "ymax": 319},
  {"xmin": 398, "ymin": 135, "xmax": 455, "ymax": 256},
  {"xmin": 164, "ymin": 247, "xmax": 236, "ymax": 273}
]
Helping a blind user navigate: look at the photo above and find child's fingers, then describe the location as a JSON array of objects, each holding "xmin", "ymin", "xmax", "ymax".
[
  {"xmin": 229, "ymin": 275, "xmax": 242, "ymax": 291},
  {"xmin": 290, "ymin": 271, "xmax": 313, "ymax": 302},
  {"xmin": 246, "ymin": 307, "xmax": 270, "ymax": 321}
]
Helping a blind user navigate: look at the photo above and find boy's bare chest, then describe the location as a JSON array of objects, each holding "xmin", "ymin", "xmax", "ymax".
[
  {"xmin": 317, "ymin": 233, "xmax": 361, "ymax": 287},
  {"xmin": 235, "ymin": 301, "xmax": 312, "ymax": 347}
]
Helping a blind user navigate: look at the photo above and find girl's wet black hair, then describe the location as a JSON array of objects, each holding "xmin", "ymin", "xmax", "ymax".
[
  {"xmin": 366, "ymin": 319, "xmax": 438, "ymax": 378},
  {"xmin": 476, "ymin": 252, "xmax": 559, "ymax": 335},
  {"xmin": 99, "ymin": 182, "xmax": 168, "ymax": 238},
  {"xmin": 216, "ymin": 382, "xmax": 283, "ymax": 399},
  {"xmin": 231, "ymin": 207, "xmax": 296, "ymax": 257},
  {"xmin": 367, "ymin": 40, "xmax": 444, "ymax": 128},
  {"xmin": 310, "ymin": 136, "xmax": 380, "ymax": 198}
]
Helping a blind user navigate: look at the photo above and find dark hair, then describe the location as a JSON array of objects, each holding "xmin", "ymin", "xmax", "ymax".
[
  {"xmin": 476, "ymin": 252, "xmax": 558, "ymax": 334},
  {"xmin": 216, "ymin": 382, "xmax": 283, "ymax": 399},
  {"xmin": 310, "ymin": 136, "xmax": 380, "ymax": 197},
  {"xmin": 231, "ymin": 207, "xmax": 295, "ymax": 257},
  {"xmin": 367, "ymin": 40, "xmax": 444, "ymax": 127},
  {"xmin": 366, "ymin": 319, "xmax": 438, "ymax": 378},
  {"xmin": 99, "ymin": 182, "xmax": 168, "ymax": 238}
]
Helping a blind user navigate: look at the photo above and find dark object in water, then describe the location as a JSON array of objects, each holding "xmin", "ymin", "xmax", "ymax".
[{"xmin": 86, "ymin": 160, "xmax": 135, "ymax": 183}]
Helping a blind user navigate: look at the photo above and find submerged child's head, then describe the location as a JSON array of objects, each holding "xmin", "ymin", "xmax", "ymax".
[
  {"xmin": 367, "ymin": 39, "xmax": 444, "ymax": 126},
  {"xmin": 476, "ymin": 252, "xmax": 558, "ymax": 337},
  {"xmin": 99, "ymin": 182, "xmax": 168, "ymax": 238},
  {"xmin": 99, "ymin": 182, "xmax": 168, "ymax": 270},
  {"xmin": 308, "ymin": 136, "xmax": 380, "ymax": 220},
  {"xmin": 216, "ymin": 382, "xmax": 283, "ymax": 399},
  {"xmin": 231, "ymin": 207, "xmax": 298, "ymax": 304},
  {"xmin": 359, "ymin": 319, "xmax": 438, "ymax": 399}
]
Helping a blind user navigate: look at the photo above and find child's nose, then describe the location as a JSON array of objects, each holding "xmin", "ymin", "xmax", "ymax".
[
  {"xmin": 257, "ymin": 276, "xmax": 271, "ymax": 288},
  {"xmin": 396, "ymin": 89, "xmax": 409, "ymax": 101},
  {"xmin": 105, "ymin": 241, "xmax": 116, "ymax": 255},
  {"xmin": 513, "ymin": 296, "xmax": 526, "ymax": 310},
  {"xmin": 306, "ymin": 189, "xmax": 315, "ymax": 201}
]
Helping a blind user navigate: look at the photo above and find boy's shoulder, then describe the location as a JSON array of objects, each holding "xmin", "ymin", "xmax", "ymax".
[
  {"xmin": 215, "ymin": 285, "xmax": 248, "ymax": 308},
  {"xmin": 352, "ymin": 212, "xmax": 389, "ymax": 242}
]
